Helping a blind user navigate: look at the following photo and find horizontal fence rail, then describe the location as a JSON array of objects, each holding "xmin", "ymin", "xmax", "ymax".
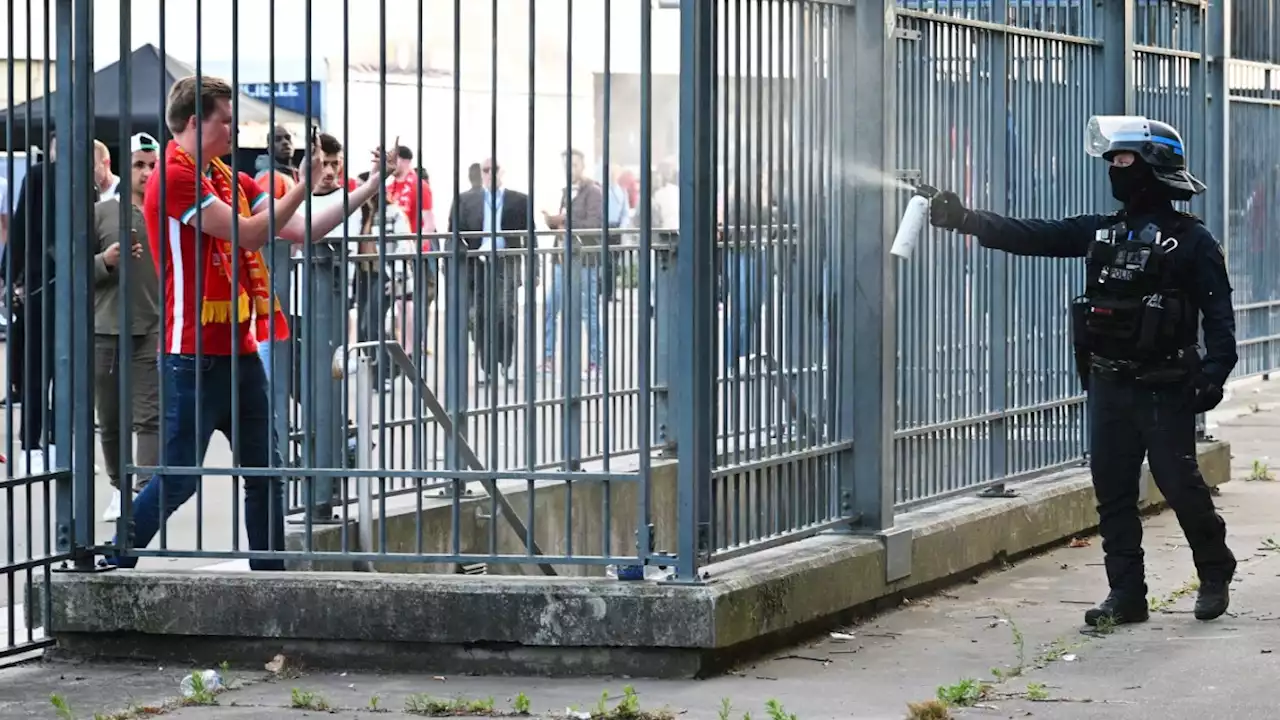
[{"xmin": 0, "ymin": 0, "xmax": 1276, "ymax": 664}]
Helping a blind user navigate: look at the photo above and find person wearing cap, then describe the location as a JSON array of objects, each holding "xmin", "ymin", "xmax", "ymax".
[
  {"xmin": 928, "ymin": 115, "xmax": 1237, "ymax": 628},
  {"xmin": 92, "ymin": 132, "xmax": 161, "ymax": 522}
]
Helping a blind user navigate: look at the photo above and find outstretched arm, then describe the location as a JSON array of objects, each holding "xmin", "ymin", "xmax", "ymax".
[
  {"xmin": 930, "ymin": 190, "xmax": 1107, "ymax": 258},
  {"xmin": 275, "ymin": 176, "xmax": 382, "ymax": 244},
  {"xmin": 959, "ymin": 210, "xmax": 1109, "ymax": 259}
]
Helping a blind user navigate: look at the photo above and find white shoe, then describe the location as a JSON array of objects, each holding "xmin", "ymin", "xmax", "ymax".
[
  {"xmin": 43, "ymin": 443, "xmax": 104, "ymax": 476},
  {"xmin": 102, "ymin": 490, "xmax": 122, "ymax": 522},
  {"xmin": 13, "ymin": 448, "xmax": 45, "ymax": 477}
]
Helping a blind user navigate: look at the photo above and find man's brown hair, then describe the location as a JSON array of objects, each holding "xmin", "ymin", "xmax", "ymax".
[{"xmin": 166, "ymin": 75, "xmax": 234, "ymax": 134}]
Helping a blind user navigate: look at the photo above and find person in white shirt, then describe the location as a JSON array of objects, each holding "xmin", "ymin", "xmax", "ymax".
[
  {"xmin": 93, "ymin": 140, "xmax": 120, "ymax": 200},
  {"xmin": 651, "ymin": 160, "xmax": 680, "ymax": 231},
  {"xmin": 257, "ymin": 133, "xmax": 405, "ymax": 382}
]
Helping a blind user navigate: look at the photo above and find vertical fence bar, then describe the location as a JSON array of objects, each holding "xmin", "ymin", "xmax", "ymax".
[
  {"xmin": 675, "ymin": 0, "xmax": 717, "ymax": 582},
  {"xmin": 848, "ymin": 0, "xmax": 896, "ymax": 533},
  {"xmin": 50, "ymin": 0, "xmax": 76, "ymax": 562},
  {"xmin": 1100, "ymin": 0, "xmax": 1136, "ymax": 215},
  {"xmin": 1204, "ymin": 0, "xmax": 1232, "ymax": 438},
  {"xmin": 1206, "ymin": 1, "xmax": 1230, "ymax": 285},
  {"xmin": 636, "ymin": 0, "xmax": 655, "ymax": 565},
  {"xmin": 984, "ymin": 0, "xmax": 1012, "ymax": 497}
]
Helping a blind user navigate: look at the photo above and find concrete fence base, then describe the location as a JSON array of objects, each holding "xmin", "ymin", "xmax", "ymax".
[{"xmin": 40, "ymin": 440, "xmax": 1230, "ymax": 678}]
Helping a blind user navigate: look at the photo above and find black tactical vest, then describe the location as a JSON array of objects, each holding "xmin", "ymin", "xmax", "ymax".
[{"xmin": 1070, "ymin": 217, "xmax": 1197, "ymax": 365}]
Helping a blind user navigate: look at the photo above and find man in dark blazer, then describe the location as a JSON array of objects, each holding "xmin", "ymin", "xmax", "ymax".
[{"xmin": 448, "ymin": 158, "xmax": 531, "ymax": 384}]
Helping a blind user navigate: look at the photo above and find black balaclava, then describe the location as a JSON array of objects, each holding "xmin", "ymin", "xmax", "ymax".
[{"xmin": 1109, "ymin": 159, "xmax": 1171, "ymax": 214}]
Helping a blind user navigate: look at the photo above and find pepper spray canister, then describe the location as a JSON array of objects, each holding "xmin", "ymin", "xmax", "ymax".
[{"xmin": 890, "ymin": 184, "xmax": 939, "ymax": 260}]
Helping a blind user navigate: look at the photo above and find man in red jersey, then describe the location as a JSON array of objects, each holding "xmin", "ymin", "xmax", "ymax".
[
  {"xmin": 387, "ymin": 146, "xmax": 435, "ymax": 235},
  {"xmin": 103, "ymin": 75, "xmax": 386, "ymax": 570},
  {"xmin": 386, "ymin": 145, "xmax": 436, "ymax": 350}
]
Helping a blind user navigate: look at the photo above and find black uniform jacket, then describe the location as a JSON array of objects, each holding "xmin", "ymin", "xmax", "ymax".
[{"xmin": 957, "ymin": 208, "xmax": 1238, "ymax": 388}]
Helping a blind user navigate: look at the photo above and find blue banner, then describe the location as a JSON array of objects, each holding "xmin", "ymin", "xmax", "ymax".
[{"xmin": 239, "ymin": 81, "xmax": 323, "ymax": 121}]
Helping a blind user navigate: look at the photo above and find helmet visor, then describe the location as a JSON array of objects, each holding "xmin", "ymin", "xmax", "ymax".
[{"xmin": 1085, "ymin": 115, "xmax": 1152, "ymax": 158}]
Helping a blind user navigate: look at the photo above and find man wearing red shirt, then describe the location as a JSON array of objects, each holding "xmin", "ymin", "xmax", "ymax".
[
  {"xmin": 104, "ymin": 75, "xmax": 385, "ymax": 570},
  {"xmin": 387, "ymin": 146, "xmax": 435, "ymax": 235},
  {"xmin": 386, "ymin": 146, "xmax": 437, "ymax": 350}
]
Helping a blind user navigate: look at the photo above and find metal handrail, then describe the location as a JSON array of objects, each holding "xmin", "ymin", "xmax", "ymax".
[{"xmin": 331, "ymin": 342, "xmax": 556, "ymax": 576}]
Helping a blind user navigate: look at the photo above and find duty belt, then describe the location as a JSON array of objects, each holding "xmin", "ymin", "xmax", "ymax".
[{"xmin": 1090, "ymin": 347, "xmax": 1196, "ymax": 385}]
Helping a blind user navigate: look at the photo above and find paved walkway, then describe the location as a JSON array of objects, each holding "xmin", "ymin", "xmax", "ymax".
[{"xmin": 4, "ymin": 377, "xmax": 1280, "ymax": 719}]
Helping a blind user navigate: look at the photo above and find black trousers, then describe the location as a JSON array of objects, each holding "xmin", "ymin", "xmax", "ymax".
[
  {"xmin": 15, "ymin": 292, "xmax": 55, "ymax": 450},
  {"xmin": 1089, "ymin": 371, "xmax": 1236, "ymax": 597},
  {"xmin": 352, "ymin": 266, "xmax": 395, "ymax": 372},
  {"xmin": 468, "ymin": 258, "xmax": 517, "ymax": 374}
]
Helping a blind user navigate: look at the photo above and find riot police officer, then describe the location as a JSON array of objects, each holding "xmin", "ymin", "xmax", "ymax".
[{"xmin": 928, "ymin": 116, "xmax": 1237, "ymax": 627}]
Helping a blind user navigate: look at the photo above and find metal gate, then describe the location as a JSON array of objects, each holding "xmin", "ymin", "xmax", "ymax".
[
  {"xmin": 1, "ymin": 0, "xmax": 98, "ymax": 663},
  {"xmin": 3, "ymin": 0, "xmax": 1279, "ymax": 664}
]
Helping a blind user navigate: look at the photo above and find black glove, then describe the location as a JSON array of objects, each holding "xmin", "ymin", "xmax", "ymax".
[
  {"xmin": 1184, "ymin": 374, "xmax": 1224, "ymax": 414},
  {"xmin": 929, "ymin": 190, "xmax": 969, "ymax": 230}
]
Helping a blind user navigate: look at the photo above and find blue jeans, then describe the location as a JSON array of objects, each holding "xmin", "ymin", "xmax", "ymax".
[
  {"xmin": 724, "ymin": 250, "xmax": 763, "ymax": 368},
  {"xmin": 106, "ymin": 353, "xmax": 287, "ymax": 570},
  {"xmin": 543, "ymin": 262, "xmax": 602, "ymax": 366}
]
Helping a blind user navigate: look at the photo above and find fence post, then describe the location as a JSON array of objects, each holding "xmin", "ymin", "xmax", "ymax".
[
  {"xmin": 1100, "ymin": 0, "xmax": 1136, "ymax": 119},
  {"xmin": 672, "ymin": 0, "xmax": 716, "ymax": 583},
  {"xmin": 1202, "ymin": 0, "xmax": 1231, "ymax": 439},
  {"xmin": 845, "ymin": 1, "xmax": 897, "ymax": 536},
  {"xmin": 653, "ymin": 232, "xmax": 677, "ymax": 457},
  {"xmin": 53, "ymin": 0, "xmax": 97, "ymax": 568},
  {"xmin": 981, "ymin": 0, "xmax": 1014, "ymax": 499},
  {"xmin": 305, "ymin": 244, "xmax": 345, "ymax": 521},
  {"xmin": 263, "ymin": 241, "xmax": 295, "ymax": 504}
]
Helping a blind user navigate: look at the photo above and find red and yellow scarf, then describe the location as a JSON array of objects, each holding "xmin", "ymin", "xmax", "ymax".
[{"xmin": 170, "ymin": 142, "xmax": 290, "ymax": 342}]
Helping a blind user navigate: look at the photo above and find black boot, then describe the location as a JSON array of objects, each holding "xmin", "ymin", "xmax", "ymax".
[
  {"xmin": 1084, "ymin": 591, "xmax": 1149, "ymax": 627},
  {"xmin": 1193, "ymin": 580, "xmax": 1230, "ymax": 621}
]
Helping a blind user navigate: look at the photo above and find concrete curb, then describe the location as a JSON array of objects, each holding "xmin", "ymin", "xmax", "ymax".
[{"xmin": 42, "ymin": 440, "xmax": 1231, "ymax": 678}]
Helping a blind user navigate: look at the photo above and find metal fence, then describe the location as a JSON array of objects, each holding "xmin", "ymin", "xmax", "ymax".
[{"xmin": 0, "ymin": 0, "xmax": 1274, "ymax": 664}]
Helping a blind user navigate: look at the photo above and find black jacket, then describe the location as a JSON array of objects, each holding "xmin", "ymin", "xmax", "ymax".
[
  {"xmin": 5, "ymin": 161, "xmax": 53, "ymax": 288},
  {"xmin": 959, "ymin": 207, "xmax": 1238, "ymax": 387},
  {"xmin": 448, "ymin": 186, "xmax": 532, "ymax": 249},
  {"xmin": 5, "ymin": 161, "xmax": 100, "ymax": 292}
]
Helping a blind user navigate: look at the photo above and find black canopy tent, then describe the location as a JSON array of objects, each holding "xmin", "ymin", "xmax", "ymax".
[{"xmin": 0, "ymin": 43, "xmax": 308, "ymax": 167}]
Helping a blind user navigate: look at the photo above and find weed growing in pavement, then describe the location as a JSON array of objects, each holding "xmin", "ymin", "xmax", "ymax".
[
  {"xmin": 289, "ymin": 688, "xmax": 329, "ymax": 711},
  {"xmin": 1091, "ymin": 614, "xmax": 1119, "ymax": 636},
  {"xmin": 1249, "ymin": 459, "xmax": 1275, "ymax": 481},
  {"xmin": 988, "ymin": 611, "xmax": 1028, "ymax": 680},
  {"xmin": 1025, "ymin": 682, "xmax": 1049, "ymax": 701},
  {"xmin": 183, "ymin": 670, "xmax": 218, "ymax": 707},
  {"xmin": 1148, "ymin": 577, "xmax": 1200, "ymax": 613},
  {"xmin": 763, "ymin": 699, "xmax": 798, "ymax": 720},
  {"xmin": 935, "ymin": 678, "xmax": 988, "ymax": 707},
  {"xmin": 403, "ymin": 694, "xmax": 502, "ymax": 716},
  {"xmin": 50, "ymin": 695, "xmax": 77, "ymax": 720},
  {"xmin": 512, "ymin": 692, "xmax": 531, "ymax": 715},
  {"xmin": 905, "ymin": 698, "xmax": 952, "ymax": 719}
]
